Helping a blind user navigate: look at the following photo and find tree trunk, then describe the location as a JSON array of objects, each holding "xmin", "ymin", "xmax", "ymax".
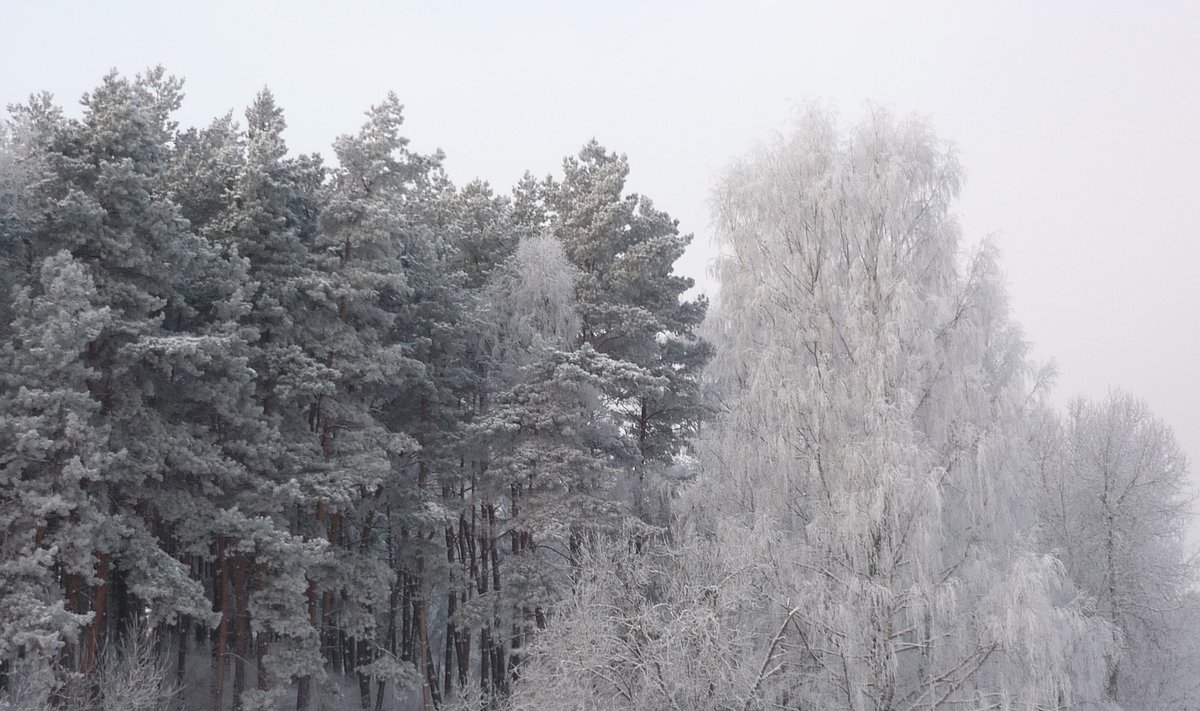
[
  {"xmin": 417, "ymin": 597, "xmax": 438, "ymax": 710},
  {"xmin": 487, "ymin": 505, "xmax": 505, "ymax": 695},
  {"xmin": 83, "ymin": 552, "xmax": 109, "ymax": 675},
  {"xmin": 213, "ymin": 539, "xmax": 230, "ymax": 711},
  {"xmin": 323, "ymin": 511, "xmax": 340, "ymax": 668},
  {"xmin": 295, "ymin": 577, "xmax": 319, "ymax": 711},
  {"xmin": 232, "ymin": 556, "xmax": 251, "ymax": 710},
  {"xmin": 356, "ymin": 637, "xmax": 372, "ymax": 710},
  {"xmin": 62, "ymin": 572, "xmax": 87, "ymax": 672},
  {"xmin": 457, "ymin": 512, "xmax": 473, "ymax": 689},
  {"xmin": 112, "ymin": 565, "xmax": 131, "ymax": 647},
  {"xmin": 401, "ymin": 572, "xmax": 414, "ymax": 662},
  {"xmin": 255, "ymin": 560, "xmax": 269, "ymax": 694},
  {"xmin": 256, "ymin": 631, "xmax": 268, "ymax": 693},
  {"xmin": 177, "ymin": 616, "xmax": 189, "ymax": 686},
  {"xmin": 295, "ymin": 677, "xmax": 311, "ymax": 711},
  {"xmin": 443, "ymin": 523, "xmax": 458, "ymax": 696}
]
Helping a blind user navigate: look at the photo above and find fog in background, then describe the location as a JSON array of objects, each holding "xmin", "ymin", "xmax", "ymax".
[{"xmin": 5, "ymin": 0, "xmax": 1198, "ymax": 496}]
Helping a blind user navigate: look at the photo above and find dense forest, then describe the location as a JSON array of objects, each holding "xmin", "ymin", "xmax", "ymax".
[{"xmin": 0, "ymin": 70, "xmax": 1196, "ymax": 711}]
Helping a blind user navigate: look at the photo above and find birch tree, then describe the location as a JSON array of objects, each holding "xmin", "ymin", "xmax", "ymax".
[
  {"xmin": 512, "ymin": 109, "xmax": 1119, "ymax": 711},
  {"xmin": 1034, "ymin": 392, "xmax": 1197, "ymax": 708}
]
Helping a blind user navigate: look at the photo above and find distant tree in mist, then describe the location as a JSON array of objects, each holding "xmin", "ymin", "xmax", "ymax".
[{"xmin": 1032, "ymin": 391, "xmax": 1198, "ymax": 708}]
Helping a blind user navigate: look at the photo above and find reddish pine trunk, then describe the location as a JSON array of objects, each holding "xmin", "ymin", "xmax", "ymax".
[
  {"xmin": 83, "ymin": 552, "xmax": 109, "ymax": 675},
  {"xmin": 58, "ymin": 572, "xmax": 88, "ymax": 681}
]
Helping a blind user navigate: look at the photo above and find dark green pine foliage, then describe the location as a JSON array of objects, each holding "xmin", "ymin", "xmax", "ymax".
[
  {"xmin": 5, "ymin": 69, "xmax": 261, "ymax": 680},
  {"xmin": 544, "ymin": 142, "xmax": 711, "ymax": 522},
  {"xmin": 170, "ymin": 91, "xmax": 334, "ymax": 710},
  {"xmin": 0, "ymin": 252, "xmax": 112, "ymax": 675},
  {"xmin": 447, "ymin": 180, "xmax": 519, "ymax": 290},
  {"xmin": 426, "ymin": 178, "xmax": 523, "ymax": 699},
  {"xmin": 308, "ymin": 94, "xmax": 446, "ymax": 710},
  {"xmin": 467, "ymin": 230, "xmax": 665, "ymax": 696},
  {"xmin": 0, "ymin": 70, "xmax": 715, "ymax": 710},
  {"xmin": 227, "ymin": 91, "xmax": 333, "ymax": 711}
]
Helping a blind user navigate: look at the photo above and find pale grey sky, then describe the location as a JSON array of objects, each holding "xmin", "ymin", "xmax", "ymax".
[{"xmin": 5, "ymin": 1, "xmax": 1200, "ymax": 489}]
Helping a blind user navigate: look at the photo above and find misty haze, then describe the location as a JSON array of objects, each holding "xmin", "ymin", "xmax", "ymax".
[{"xmin": 1, "ymin": 3, "xmax": 1198, "ymax": 710}]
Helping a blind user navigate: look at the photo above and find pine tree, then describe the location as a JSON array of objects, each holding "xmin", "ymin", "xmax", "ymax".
[
  {"xmin": 542, "ymin": 142, "xmax": 710, "ymax": 522},
  {"xmin": 0, "ymin": 252, "xmax": 112, "ymax": 681},
  {"xmin": 299, "ymin": 93, "xmax": 450, "ymax": 710},
  {"xmin": 5, "ymin": 71, "xmax": 268, "ymax": 704}
]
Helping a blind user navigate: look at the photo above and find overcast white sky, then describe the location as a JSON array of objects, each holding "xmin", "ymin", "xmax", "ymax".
[{"xmin": 5, "ymin": 1, "xmax": 1200, "ymax": 490}]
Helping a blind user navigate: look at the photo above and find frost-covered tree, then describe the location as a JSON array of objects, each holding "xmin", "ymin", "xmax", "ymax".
[
  {"xmin": 469, "ymin": 234, "xmax": 631, "ymax": 699},
  {"xmin": 0, "ymin": 253, "xmax": 112, "ymax": 681},
  {"xmin": 297, "ymin": 93, "xmax": 459, "ymax": 711},
  {"xmin": 541, "ymin": 143, "xmax": 711, "ymax": 522},
  {"xmin": 168, "ymin": 89, "xmax": 337, "ymax": 711},
  {"xmin": 513, "ymin": 109, "xmax": 1119, "ymax": 711},
  {"xmin": 446, "ymin": 180, "xmax": 518, "ymax": 290},
  {"xmin": 6, "ymin": 70, "xmax": 261, "ymax": 681},
  {"xmin": 696, "ymin": 108, "xmax": 1115, "ymax": 709},
  {"xmin": 438, "ymin": 142, "xmax": 708, "ymax": 703},
  {"xmin": 1033, "ymin": 392, "xmax": 1197, "ymax": 708},
  {"xmin": 10, "ymin": 68, "xmax": 1189, "ymax": 711}
]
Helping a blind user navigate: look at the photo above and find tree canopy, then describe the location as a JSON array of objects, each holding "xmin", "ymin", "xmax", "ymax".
[{"xmin": 0, "ymin": 72, "xmax": 1194, "ymax": 711}]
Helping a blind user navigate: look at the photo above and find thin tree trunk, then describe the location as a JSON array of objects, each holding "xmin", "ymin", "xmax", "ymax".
[
  {"xmin": 1106, "ymin": 508, "xmax": 1119, "ymax": 700},
  {"xmin": 478, "ymin": 501, "xmax": 491, "ymax": 699},
  {"xmin": 296, "ymin": 577, "xmax": 319, "ymax": 711},
  {"xmin": 416, "ymin": 597, "xmax": 438, "ymax": 710},
  {"xmin": 112, "ymin": 565, "xmax": 131, "ymax": 647},
  {"xmin": 443, "ymin": 522, "xmax": 457, "ymax": 696},
  {"xmin": 401, "ymin": 572, "xmax": 414, "ymax": 662},
  {"xmin": 232, "ymin": 556, "xmax": 251, "ymax": 710},
  {"xmin": 256, "ymin": 631, "xmax": 268, "ymax": 693},
  {"xmin": 487, "ymin": 505, "xmax": 505, "ymax": 695},
  {"xmin": 323, "ymin": 511, "xmax": 340, "ymax": 668},
  {"xmin": 375, "ymin": 572, "xmax": 398, "ymax": 711},
  {"xmin": 295, "ymin": 676, "xmax": 311, "ymax": 711},
  {"xmin": 457, "ymin": 511, "xmax": 473, "ymax": 689},
  {"xmin": 356, "ymin": 636, "xmax": 372, "ymax": 711},
  {"xmin": 177, "ymin": 615, "xmax": 189, "ymax": 686},
  {"xmin": 213, "ymin": 539, "xmax": 230, "ymax": 711},
  {"xmin": 255, "ymin": 560, "xmax": 269, "ymax": 694}
]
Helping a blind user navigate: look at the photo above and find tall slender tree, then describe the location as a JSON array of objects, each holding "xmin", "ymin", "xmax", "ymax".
[
  {"xmin": 542, "ymin": 142, "xmax": 711, "ymax": 522},
  {"xmin": 0, "ymin": 252, "xmax": 112, "ymax": 681}
]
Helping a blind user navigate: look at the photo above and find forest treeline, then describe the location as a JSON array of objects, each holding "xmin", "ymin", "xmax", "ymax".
[{"xmin": 0, "ymin": 70, "xmax": 1196, "ymax": 711}]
